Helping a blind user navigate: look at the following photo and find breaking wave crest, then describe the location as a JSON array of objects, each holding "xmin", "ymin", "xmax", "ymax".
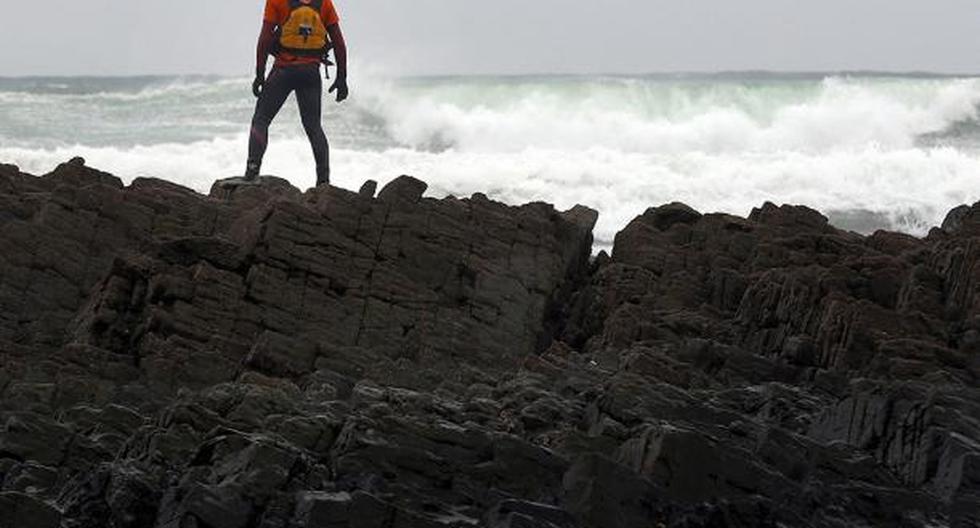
[
  {"xmin": 2, "ymin": 73, "xmax": 980, "ymax": 246},
  {"xmin": 360, "ymin": 75, "xmax": 980, "ymax": 153}
]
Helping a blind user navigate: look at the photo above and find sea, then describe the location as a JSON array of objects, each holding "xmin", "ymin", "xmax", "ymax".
[{"xmin": 2, "ymin": 72, "xmax": 980, "ymax": 247}]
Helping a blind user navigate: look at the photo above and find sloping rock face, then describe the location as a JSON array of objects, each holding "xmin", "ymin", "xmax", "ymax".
[{"xmin": 0, "ymin": 159, "xmax": 978, "ymax": 527}]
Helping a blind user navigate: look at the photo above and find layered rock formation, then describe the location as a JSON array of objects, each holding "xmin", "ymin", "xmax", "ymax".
[{"xmin": 0, "ymin": 160, "xmax": 978, "ymax": 527}]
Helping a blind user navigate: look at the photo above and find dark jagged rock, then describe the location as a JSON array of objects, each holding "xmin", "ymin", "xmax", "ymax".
[
  {"xmin": 359, "ymin": 180, "xmax": 379, "ymax": 199},
  {"xmin": 0, "ymin": 491, "xmax": 61, "ymax": 528},
  {"xmin": 559, "ymin": 200, "xmax": 980, "ymax": 527},
  {"xmin": 376, "ymin": 175, "xmax": 428, "ymax": 204},
  {"xmin": 940, "ymin": 204, "xmax": 974, "ymax": 235},
  {"xmin": 0, "ymin": 162, "xmax": 978, "ymax": 527}
]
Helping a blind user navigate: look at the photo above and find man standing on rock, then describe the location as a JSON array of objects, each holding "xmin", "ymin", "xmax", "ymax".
[{"xmin": 245, "ymin": 0, "xmax": 349, "ymax": 187}]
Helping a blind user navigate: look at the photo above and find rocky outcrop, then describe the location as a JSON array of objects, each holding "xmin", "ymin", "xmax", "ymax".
[
  {"xmin": 0, "ymin": 160, "xmax": 978, "ymax": 527},
  {"xmin": 557, "ymin": 200, "xmax": 980, "ymax": 527}
]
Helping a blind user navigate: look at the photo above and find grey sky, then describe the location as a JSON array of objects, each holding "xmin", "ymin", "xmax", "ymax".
[{"xmin": 3, "ymin": 0, "xmax": 980, "ymax": 76}]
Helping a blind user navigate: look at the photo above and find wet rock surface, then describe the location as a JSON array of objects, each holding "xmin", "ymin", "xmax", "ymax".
[{"xmin": 0, "ymin": 160, "xmax": 978, "ymax": 527}]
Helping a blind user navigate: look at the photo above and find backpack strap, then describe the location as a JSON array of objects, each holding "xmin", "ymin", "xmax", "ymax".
[{"xmin": 288, "ymin": 0, "xmax": 323, "ymax": 10}]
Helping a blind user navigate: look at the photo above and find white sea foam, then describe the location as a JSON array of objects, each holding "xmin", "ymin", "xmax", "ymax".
[
  {"xmin": 3, "ymin": 74, "xmax": 980, "ymax": 247},
  {"xmin": 364, "ymin": 76, "xmax": 980, "ymax": 154},
  {"xmin": 5, "ymin": 137, "xmax": 978, "ymax": 246}
]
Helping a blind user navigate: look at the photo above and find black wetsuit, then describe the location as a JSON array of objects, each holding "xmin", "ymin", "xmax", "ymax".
[{"xmin": 247, "ymin": 64, "xmax": 330, "ymax": 185}]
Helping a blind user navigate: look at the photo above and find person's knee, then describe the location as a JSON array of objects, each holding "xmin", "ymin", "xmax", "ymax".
[{"xmin": 301, "ymin": 118, "xmax": 323, "ymax": 135}]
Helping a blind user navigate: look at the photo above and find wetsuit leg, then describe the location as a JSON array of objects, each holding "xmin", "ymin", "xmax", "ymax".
[
  {"xmin": 246, "ymin": 68, "xmax": 294, "ymax": 177},
  {"xmin": 294, "ymin": 67, "xmax": 331, "ymax": 186}
]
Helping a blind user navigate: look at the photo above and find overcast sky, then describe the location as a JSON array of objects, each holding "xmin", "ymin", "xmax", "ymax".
[{"xmin": 3, "ymin": 0, "xmax": 980, "ymax": 76}]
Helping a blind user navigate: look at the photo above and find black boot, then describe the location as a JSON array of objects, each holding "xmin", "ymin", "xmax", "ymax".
[
  {"xmin": 316, "ymin": 167, "xmax": 330, "ymax": 187},
  {"xmin": 244, "ymin": 160, "xmax": 261, "ymax": 182}
]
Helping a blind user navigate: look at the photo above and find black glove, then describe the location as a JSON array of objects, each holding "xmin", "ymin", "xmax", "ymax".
[
  {"xmin": 329, "ymin": 76, "xmax": 349, "ymax": 103},
  {"xmin": 252, "ymin": 75, "xmax": 265, "ymax": 98}
]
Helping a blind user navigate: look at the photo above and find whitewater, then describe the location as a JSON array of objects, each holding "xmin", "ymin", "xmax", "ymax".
[{"xmin": 2, "ymin": 73, "xmax": 980, "ymax": 246}]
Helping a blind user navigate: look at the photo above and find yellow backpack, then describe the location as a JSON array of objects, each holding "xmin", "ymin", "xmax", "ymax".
[{"xmin": 278, "ymin": 0, "xmax": 329, "ymax": 57}]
